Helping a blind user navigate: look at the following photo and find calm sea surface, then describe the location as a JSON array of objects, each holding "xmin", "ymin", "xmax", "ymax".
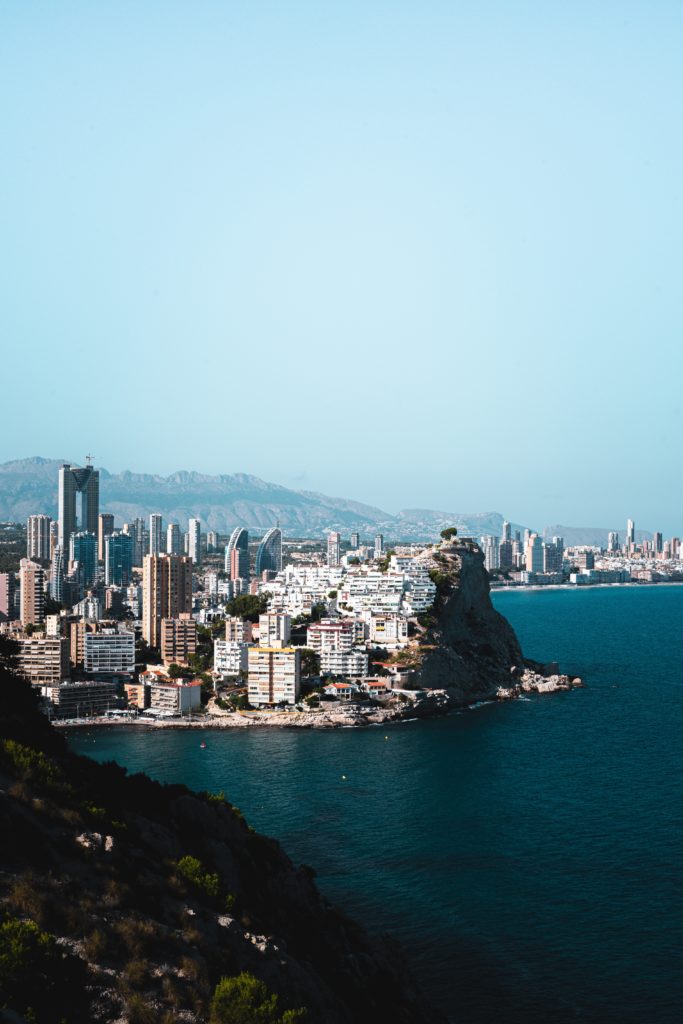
[{"xmin": 69, "ymin": 586, "xmax": 683, "ymax": 1023}]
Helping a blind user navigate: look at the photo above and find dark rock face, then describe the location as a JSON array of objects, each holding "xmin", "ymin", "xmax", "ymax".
[
  {"xmin": 0, "ymin": 662, "xmax": 440, "ymax": 1024},
  {"xmin": 416, "ymin": 545, "xmax": 524, "ymax": 700}
]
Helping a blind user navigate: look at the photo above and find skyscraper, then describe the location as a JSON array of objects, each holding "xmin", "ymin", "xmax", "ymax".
[
  {"xmin": 49, "ymin": 546, "xmax": 66, "ymax": 603},
  {"xmin": 105, "ymin": 531, "xmax": 134, "ymax": 586},
  {"xmin": 374, "ymin": 534, "xmax": 384, "ymax": 559},
  {"xmin": 327, "ymin": 531, "xmax": 341, "ymax": 568},
  {"xmin": 69, "ymin": 532, "xmax": 98, "ymax": 587},
  {"xmin": 20, "ymin": 558, "xmax": 45, "ymax": 627},
  {"xmin": 226, "ymin": 527, "xmax": 249, "ymax": 581},
  {"xmin": 350, "ymin": 532, "xmax": 360, "ymax": 549},
  {"xmin": 482, "ymin": 535, "xmax": 500, "ymax": 571},
  {"xmin": 627, "ymin": 519, "xmax": 635, "ymax": 546},
  {"xmin": 607, "ymin": 531, "xmax": 620, "ymax": 553},
  {"xmin": 149, "ymin": 514, "xmax": 163, "ymax": 556},
  {"xmin": 0, "ymin": 573, "xmax": 16, "ymax": 622},
  {"xmin": 255, "ymin": 527, "xmax": 282, "ymax": 576},
  {"xmin": 142, "ymin": 554, "xmax": 193, "ymax": 647},
  {"xmin": 501, "ymin": 520, "xmax": 512, "ymax": 542},
  {"xmin": 525, "ymin": 534, "xmax": 544, "ymax": 574},
  {"xmin": 97, "ymin": 513, "xmax": 115, "ymax": 562},
  {"xmin": 27, "ymin": 515, "xmax": 52, "ymax": 562},
  {"xmin": 58, "ymin": 462, "xmax": 99, "ymax": 553},
  {"xmin": 188, "ymin": 518, "xmax": 201, "ymax": 566},
  {"xmin": 166, "ymin": 523, "xmax": 181, "ymax": 555}
]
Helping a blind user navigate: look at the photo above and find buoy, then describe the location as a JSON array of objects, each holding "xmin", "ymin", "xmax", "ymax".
[{"xmin": 341, "ymin": 774, "xmax": 347, "ymax": 780}]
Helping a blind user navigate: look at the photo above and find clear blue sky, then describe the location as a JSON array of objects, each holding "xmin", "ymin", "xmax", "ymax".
[{"xmin": 2, "ymin": 1, "xmax": 682, "ymax": 533}]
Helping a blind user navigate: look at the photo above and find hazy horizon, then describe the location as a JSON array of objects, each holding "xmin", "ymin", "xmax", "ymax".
[{"xmin": 2, "ymin": 3, "xmax": 682, "ymax": 533}]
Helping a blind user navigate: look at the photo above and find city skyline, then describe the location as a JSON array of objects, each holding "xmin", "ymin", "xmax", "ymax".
[{"xmin": 2, "ymin": 4, "xmax": 682, "ymax": 531}]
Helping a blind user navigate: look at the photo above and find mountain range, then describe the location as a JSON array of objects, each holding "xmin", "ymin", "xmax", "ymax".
[{"xmin": 0, "ymin": 457, "xmax": 648, "ymax": 546}]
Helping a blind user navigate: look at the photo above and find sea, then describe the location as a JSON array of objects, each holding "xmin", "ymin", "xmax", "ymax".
[{"xmin": 68, "ymin": 585, "xmax": 683, "ymax": 1023}]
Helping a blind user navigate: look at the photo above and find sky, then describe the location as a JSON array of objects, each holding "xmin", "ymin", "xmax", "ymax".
[{"xmin": 1, "ymin": 1, "xmax": 682, "ymax": 533}]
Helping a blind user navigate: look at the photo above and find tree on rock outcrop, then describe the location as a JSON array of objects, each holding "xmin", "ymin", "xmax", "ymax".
[
  {"xmin": 440, "ymin": 527, "xmax": 458, "ymax": 540},
  {"xmin": 210, "ymin": 972, "xmax": 306, "ymax": 1023}
]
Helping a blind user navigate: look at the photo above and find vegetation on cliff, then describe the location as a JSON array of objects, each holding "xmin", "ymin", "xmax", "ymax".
[{"xmin": 0, "ymin": 638, "xmax": 437, "ymax": 1024}]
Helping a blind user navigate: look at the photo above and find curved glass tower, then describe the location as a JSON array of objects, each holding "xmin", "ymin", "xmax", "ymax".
[
  {"xmin": 255, "ymin": 527, "xmax": 282, "ymax": 576},
  {"xmin": 225, "ymin": 527, "xmax": 250, "ymax": 581}
]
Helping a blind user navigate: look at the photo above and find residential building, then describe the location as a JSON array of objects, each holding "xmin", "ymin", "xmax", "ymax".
[
  {"xmin": 374, "ymin": 534, "xmax": 384, "ymax": 559},
  {"xmin": 167, "ymin": 523, "xmax": 181, "ymax": 555},
  {"xmin": 225, "ymin": 616, "xmax": 253, "ymax": 643},
  {"xmin": 255, "ymin": 527, "xmax": 282, "ymax": 576},
  {"xmin": 327, "ymin": 531, "xmax": 341, "ymax": 568},
  {"xmin": 607, "ymin": 531, "xmax": 620, "ymax": 553},
  {"xmin": 160, "ymin": 613, "xmax": 197, "ymax": 666},
  {"xmin": 97, "ymin": 513, "xmax": 115, "ymax": 562},
  {"xmin": 544, "ymin": 537, "xmax": 564, "ymax": 574},
  {"xmin": 105, "ymin": 531, "xmax": 134, "ymax": 586},
  {"xmin": 27, "ymin": 514, "xmax": 51, "ymax": 562},
  {"xmin": 350, "ymin": 532, "xmax": 360, "ymax": 549},
  {"xmin": 188, "ymin": 518, "xmax": 201, "ymax": 566},
  {"xmin": 226, "ymin": 527, "xmax": 250, "ymax": 581},
  {"xmin": 58, "ymin": 462, "xmax": 99, "ymax": 553},
  {"xmin": 367, "ymin": 613, "xmax": 408, "ymax": 648},
  {"xmin": 627, "ymin": 519, "xmax": 635, "ymax": 547},
  {"xmin": 19, "ymin": 558, "xmax": 45, "ymax": 626},
  {"xmin": 207, "ymin": 531, "xmax": 219, "ymax": 552},
  {"xmin": 139, "ymin": 674, "xmax": 202, "ymax": 715},
  {"xmin": 482, "ymin": 535, "xmax": 500, "ymax": 572},
  {"xmin": 84, "ymin": 629, "xmax": 135, "ymax": 676},
  {"xmin": 258, "ymin": 612, "xmax": 291, "ymax": 647},
  {"xmin": 149, "ymin": 514, "xmax": 163, "ymax": 556},
  {"xmin": 525, "ymin": 534, "xmax": 544, "ymax": 574},
  {"xmin": 69, "ymin": 532, "xmax": 98, "ymax": 587},
  {"xmin": 213, "ymin": 640, "xmax": 249, "ymax": 678},
  {"xmin": 247, "ymin": 647, "xmax": 300, "ymax": 706},
  {"xmin": 16, "ymin": 635, "xmax": 69, "ymax": 685},
  {"xmin": 42, "ymin": 679, "xmax": 118, "ymax": 719},
  {"xmin": 320, "ymin": 649, "xmax": 368, "ymax": 677},
  {"xmin": 306, "ymin": 619, "xmax": 354, "ymax": 654},
  {"xmin": 142, "ymin": 554, "xmax": 193, "ymax": 647},
  {"xmin": 0, "ymin": 573, "xmax": 16, "ymax": 622}
]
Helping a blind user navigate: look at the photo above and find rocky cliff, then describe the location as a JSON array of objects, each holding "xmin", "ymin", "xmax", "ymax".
[
  {"xmin": 413, "ymin": 541, "xmax": 578, "ymax": 702},
  {"xmin": 0, "ymin": 651, "xmax": 440, "ymax": 1024}
]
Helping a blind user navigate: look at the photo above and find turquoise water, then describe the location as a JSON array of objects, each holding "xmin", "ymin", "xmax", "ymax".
[{"xmin": 69, "ymin": 586, "xmax": 683, "ymax": 1023}]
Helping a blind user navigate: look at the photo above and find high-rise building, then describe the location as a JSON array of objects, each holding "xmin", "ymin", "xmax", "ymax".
[
  {"xmin": 207, "ymin": 531, "xmax": 218, "ymax": 552},
  {"xmin": 544, "ymin": 537, "xmax": 564, "ymax": 573},
  {"xmin": 142, "ymin": 554, "xmax": 193, "ymax": 647},
  {"xmin": 627, "ymin": 519, "xmax": 635, "ymax": 547},
  {"xmin": 499, "ymin": 539, "xmax": 513, "ymax": 570},
  {"xmin": 49, "ymin": 546, "xmax": 66, "ymax": 603},
  {"xmin": 501, "ymin": 520, "xmax": 512, "ymax": 542},
  {"xmin": 149, "ymin": 514, "xmax": 164, "ymax": 557},
  {"xmin": 58, "ymin": 463, "xmax": 99, "ymax": 553},
  {"xmin": 166, "ymin": 523, "xmax": 181, "ymax": 555},
  {"xmin": 20, "ymin": 558, "xmax": 45, "ymax": 627},
  {"xmin": 374, "ymin": 534, "xmax": 384, "ymax": 559},
  {"xmin": 225, "ymin": 616, "xmax": 253, "ymax": 643},
  {"xmin": 327, "ymin": 531, "xmax": 341, "ymax": 568},
  {"xmin": 482, "ymin": 535, "xmax": 500, "ymax": 572},
  {"xmin": 105, "ymin": 531, "xmax": 134, "ymax": 586},
  {"xmin": 0, "ymin": 573, "xmax": 16, "ymax": 622},
  {"xmin": 607, "ymin": 531, "xmax": 620, "ymax": 553},
  {"xmin": 188, "ymin": 518, "xmax": 201, "ymax": 566},
  {"xmin": 226, "ymin": 527, "xmax": 250, "ymax": 581},
  {"xmin": 525, "ymin": 534, "xmax": 544, "ymax": 574},
  {"xmin": 247, "ymin": 647, "xmax": 300, "ymax": 706},
  {"xmin": 255, "ymin": 527, "xmax": 282, "ymax": 576},
  {"xmin": 69, "ymin": 532, "xmax": 98, "ymax": 587},
  {"xmin": 49, "ymin": 520, "xmax": 59, "ymax": 558},
  {"xmin": 97, "ymin": 513, "xmax": 115, "ymax": 562},
  {"xmin": 654, "ymin": 531, "xmax": 663, "ymax": 554},
  {"xmin": 27, "ymin": 515, "xmax": 52, "ymax": 562},
  {"xmin": 350, "ymin": 532, "xmax": 360, "ymax": 549}
]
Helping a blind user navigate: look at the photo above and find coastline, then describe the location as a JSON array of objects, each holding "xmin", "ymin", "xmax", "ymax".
[
  {"xmin": 491, "ymin": 580, "xmax": 683, "ymax": 594},
  {"xmin": 55, "ymin": 670, "xmax": 582, "ymax": 732}
]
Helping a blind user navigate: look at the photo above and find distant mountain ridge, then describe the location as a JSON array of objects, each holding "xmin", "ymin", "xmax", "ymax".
[{"xmin": 0, "ymin": 457, "xmax": 520, "ymax": 541}]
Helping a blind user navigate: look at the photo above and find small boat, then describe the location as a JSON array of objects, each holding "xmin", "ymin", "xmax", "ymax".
[{"xmin": 200, "ymin": 741, "xmax": 207, "ymax": 749}]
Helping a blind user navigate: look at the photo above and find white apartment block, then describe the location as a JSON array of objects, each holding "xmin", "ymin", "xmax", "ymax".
[
  {"xmin": 320, "ymin": 649, "xmax": 369, "ymax": 678},
  {"xmin": 84, "ymin": 629, "xmax": 135, "ymax": 675},
  {"xmin": 306, "ymin": 619, "xmax": 355, "ymax": 654},
  {"xmin": 367, "ymin": 613, "xmax": 409, "ymax": 648},
  {"xmin": 247, "ymin": 647, "xmax": 300, "ymax": 706},
  {"xmin": 214, "ymin": 640, "xmax": 249, "ymax": 678},
  {"xmin": 258, "ymin": 612, "xmax": 291, "ymax": 648}
]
